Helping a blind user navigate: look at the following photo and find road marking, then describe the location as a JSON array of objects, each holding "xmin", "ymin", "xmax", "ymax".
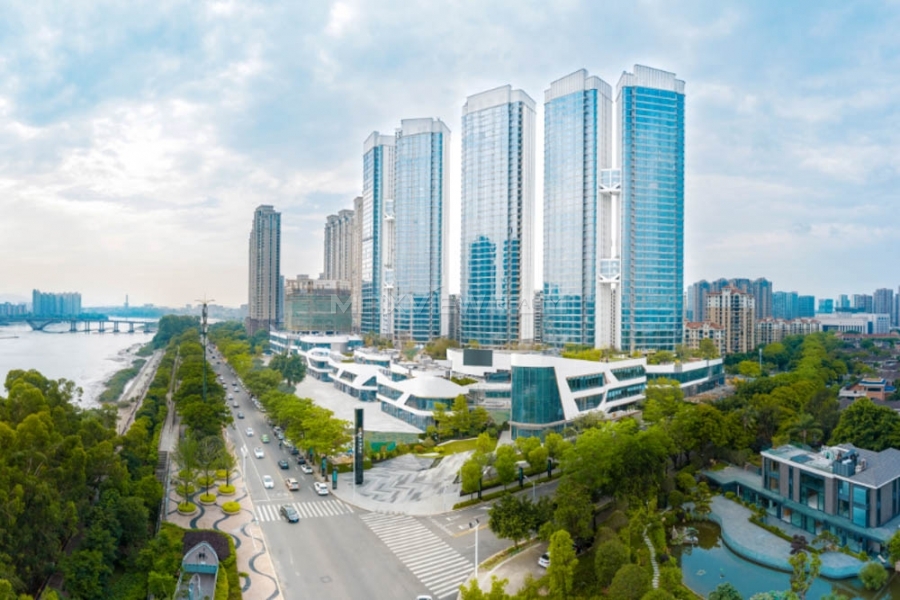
[
  {"xmin": 255, "ymin": 499, "xmax": 355, "ymax": 522},
  {"xmin": 360, "ymin": 513, "xmax": 472, "ymax": 599}
]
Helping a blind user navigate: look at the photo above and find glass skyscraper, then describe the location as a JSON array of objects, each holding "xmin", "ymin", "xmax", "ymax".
[
  {"xmin": 543, "ymin": 69, "xmax": 612, "ymax": 348},
  {"xmin": 361, "ymin": 132, "xmax": 395, "ymax": 336},
  {"xmin": 617, "ymin": 65, "xmax": 685, "ymax": 352},
  {"xmin": 460, "ymin": 85, "xmax": 535, "ymax": 346},
  {"xmin": 393, "ymin": 118, "xmax": 450, "ymax": 342}
]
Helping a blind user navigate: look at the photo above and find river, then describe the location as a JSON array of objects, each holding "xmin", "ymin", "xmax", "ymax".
[{"xmin": 0, "ymin": 322, "xmax": 154, "ymax": 407}]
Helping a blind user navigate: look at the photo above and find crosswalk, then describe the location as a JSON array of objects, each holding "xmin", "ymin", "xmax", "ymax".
[
  {"xmin": 360, "ymin": 513, "xmax": 473, "ymax": 599},
  {"xmin": 255, "ymin": 499, "xmax": 353, "ymax": 522}
]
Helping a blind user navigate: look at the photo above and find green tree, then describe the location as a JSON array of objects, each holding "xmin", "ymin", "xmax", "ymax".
[
  {"xmin": 830, "ymin": 397, "xmax": 900, "ymax": 451},
  {"xmin": 544, "ymin": 432, "xmax": 571, "ymax": 460},
  {"xmin": 488, "ymin": 495, "xmax": 537, "ymax": 549},
  {"xmin": 788, "ymin": 551, "xmax": 821, "ymax": 599},
  {"xmin": 787, "ymin": 413, "xmax": 823, "ymax": 446},
  {"xmin": 608, "ymin": 564, "xmax": 651, "ymax": 600},
  {"xmin": 738, "ymin": 360, "xmax": 762, "ymax": 377},
  {"xmin": 269, "ymin": 353, "xmax": 306, "ymax": 385},
  {"xmin": 461, "ymin": 455, "xmax": 485, "ymax": 496},
  {"xmin": 693, "ymin": 481, "xmax": 713, "ymax": 518},
  {"xmin": 594, "ymin": 538, "xmax": 629, "ymax": 588},
  {"xmin": 494, "ymin": 445, "xmax": 518, "ymax": 489},
  {"xmin": 887, "ymin": 530, "xmax": 900, "ymax": 564},
  {"xmin": 546, "ymin": 530, "xmax": 577, "ymax": 598},
  {"xmin": 709, "ymin": 582, "xmax": 743, "ymax": 600},
  {"xmin": 858, "ymin": 561, "xmax": 888, "ymax": 590},
  {"xmin": 450, "ymin": 395, "xmax": 473, "ymax": 437},
  {"xmin": 172, "ymin": 435, "xmax": 200, "ymax": 506},
  {"xmin": 699, "ymin": 337, "xmax": 720, "ymax": 359},
  {"xmin": 641, "ymin": 590, "xmax": 675, "ymax": 600},
  {"xmin": 552, "ymin": 479, "xmax": 593, "ymax": 541},
  {"xmin": 642, "ymin": 378, "xmax": 684, "ymax": 424},
  {"xmin": 195, "ymin": 435, "xmax": 225, "ymax": 496},
  {"xmin": 62, "ymin": 549, "xmax": 112, "ymax": 600},
  {"xmin": 458, "ymin": 575, "xmax": 511, "ymax": 600},
  {"xmin": 527, "ymin": 444, "xmax": 549, "ymax": 472},
  {"xmin": 475, "ymin": 432, "xmax": 494, "ymax": 455}
]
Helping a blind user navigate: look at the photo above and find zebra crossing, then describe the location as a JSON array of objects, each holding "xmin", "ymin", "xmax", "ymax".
[
  {"xmin": 255, "ymin": 499, "xmax": 353, "ymax": 522},
  {"xmin": 360, "ymin": 512, "xmax": 473, "ymax": 599}
]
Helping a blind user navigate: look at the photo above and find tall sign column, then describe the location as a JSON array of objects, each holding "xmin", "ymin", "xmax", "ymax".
[{"xmin": 354, "ymin": 408, "xmax": 364, "ymax": 485}]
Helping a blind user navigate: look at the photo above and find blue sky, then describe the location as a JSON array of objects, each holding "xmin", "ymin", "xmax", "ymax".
[{"xmin": 1, "ymin": 0, "xmax": 898, "ymax": 307}]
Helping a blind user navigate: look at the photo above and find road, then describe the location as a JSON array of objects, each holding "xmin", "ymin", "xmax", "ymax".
[{"xmin": 211, "ymin": 351, "xmax": 470, "ymax": 599}]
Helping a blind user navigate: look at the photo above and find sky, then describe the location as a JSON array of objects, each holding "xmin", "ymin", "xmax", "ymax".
[{"xmin": 1, "ymin": 0, "xmax": 899, "ymax": 308}]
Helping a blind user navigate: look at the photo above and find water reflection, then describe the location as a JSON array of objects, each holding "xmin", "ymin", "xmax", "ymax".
[{"xmin": 673, "ymin": 521, "xmax": 899, "ymax": 600}]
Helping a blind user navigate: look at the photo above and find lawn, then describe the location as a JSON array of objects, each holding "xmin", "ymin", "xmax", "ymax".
[{"xmin": 436, "ymin": 437, "xmax": 497, "ymax": 455}]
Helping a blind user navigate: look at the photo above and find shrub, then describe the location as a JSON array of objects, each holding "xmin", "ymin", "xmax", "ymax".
[
  {"xmin": 198, "ymin": 493, "xmax": 216, "ymax": 503},
  {"xmin": 608, "ymin": 564, "xmax": 652, "ymax": 600},
  {"xmin": 177, "ymin": 502, "xmax": 196, "ymax": 512},
  {"xmin": 221, "ymin": 501, "xmax": 241, "ymax": 514},
  {"xmin": 859, "ymin": 561, "xmax": 888, "ymax": 590},
  {"xmin": 606, "ymin": 510, "xmax": 629, "ymax": 532},
  {"xmin": 197, "ymin": 475, "xmax": 216, "ymax": 487},
  {"xmin": 216, "ymin": 469, "xmax": 228, "ymax": 479},
  {"xmin": 218, "ymin": 484, "xmax": 235, "ymax": 494},
  {"xmin": 176, "ymin": 484, "xmax": 195, "ymax": 496}
]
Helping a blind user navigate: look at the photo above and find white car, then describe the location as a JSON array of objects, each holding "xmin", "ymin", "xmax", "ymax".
[
  {"xmin": 246, "ymin": 427, "xmax": 254, "ymax": 437},
  {"xmin": 300, "ymin": 464, "xmax": 314, "ymax": 475},
  {"xmin": 262, "ymin": 475, "xmax": 274, "ymax": 489},
  {"xmin": 314, "ymin": 482, "xmax": 329, "ymax": 496},
  {"xmin": 254, "ymin": 447, "xmax": 264, "ymax": 459},
  {"xmin": 538, "ymin": 552, "xmax": 550, "ymax": 568}
]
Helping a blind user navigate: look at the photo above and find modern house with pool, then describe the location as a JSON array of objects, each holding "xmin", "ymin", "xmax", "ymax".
[{"xmin": 708, "ymin": 443, "xmax": 900, "ymax": 556}]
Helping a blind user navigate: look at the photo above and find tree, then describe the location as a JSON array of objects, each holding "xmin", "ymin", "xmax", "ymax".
[
  {"xmin": 811, "ymin": 530, "xmax": 839, "ymax": 553},
  {"xmin": 709, "ymin": 582, "xmax": 743, "ymax": 600},
  {"xmin": 488, "ymin": 495, "xmax": 537, "ymax": 548},
  {"xmin": 608, "ymin": 564, "xmax": 652, "ymax": 600},
  {"xmin": 196, "ymin": 435, "xmax": 225, "ymax": 496},
  {"xmin": 450, "ymin": 395, "xmax": 472, "ymax": 437},
  {"xmin": 494, "ymin": 445, "xmax": 518, "ymax": 489},
  {"xmin": 217, "ymin": 446, "xmax": 238, "ymax": 487},
  {"xmin": 62, "ymin": 549, "xmax": 112, "ymax": 600},
  {"xmin": 527, "ymin": 444, "xmax": 549, "ymax": 473},
  {"xmin": 830, "ymin": 397, "xmax": 900, "ymax": 451},
  {"xmin": 461, "ymin": 454, "xmax": 486, "ymax": 496},
  {"xmin": 475, "ymin": 432, "xmax": 494, "ymax": 455},
  {"xmin": 788, "ymin": 551, "xmax": 821, "ymax": 599},
  {"xmin": 546, "ymin": 530, "xmax": 577, "ymax": 598},
  {"xmin": 738, "ymin": 360, "xmax": 762, "ymax": 377},
  {"xmin": 173, "ymin": 435, "xmax": 200, "ymax": 506},
  {"xmin": 594, "ymin": 538, "xmax": 629, "ymax": 588},
  {"xmin": 887, "ymin": 530, "xmax": 900, "ymax": 565},
  {"xmin": 269, "ymin": 353, "xmax": 306, "ymax": 385},
  {"xmin": 458, "ymin": 576, "xmax": 510, "ymax": 600},
  {"xmin": 787, "ymin": 413, "xmax": 823, "ymax": 446},
  {"xmin": 544, "ymin": 432, "xmax": 571, "ymax": 460},
  {"xmin": 858, "ymin": 561, "xmax": 888, "ymax": 590},
  {"xmin": 641, "ymin": 591, "xmax": 675, "ymax": 600},
  {"xmin": 699, "ymin": 338, "xmax": 720, "ymax": 359},
  {"xmin": 693, "ymin": 482, "xmax": 712, "ymax": 518},
  {"xmin": 642, "ymin": 379, "xmax": 684, "ymax": 424},
  {"xmin": 552, "ymin": 479, "xmax": 593, "ymax": 541}
]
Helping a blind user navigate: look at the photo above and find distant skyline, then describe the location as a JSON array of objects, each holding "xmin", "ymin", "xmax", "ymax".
[{"xmin": 2, "ymin": 1, "xmax": 899, "ymax": 307}]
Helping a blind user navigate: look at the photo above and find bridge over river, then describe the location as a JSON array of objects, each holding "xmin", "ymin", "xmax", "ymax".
[{"xmin": 25, "ymin": 318, "xmax": 158, "ymax": 333}]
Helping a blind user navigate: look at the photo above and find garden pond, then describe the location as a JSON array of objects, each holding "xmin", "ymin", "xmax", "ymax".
[{"xmin": 672, "ymin": 521, "xmax": 900, "ymax": 599}]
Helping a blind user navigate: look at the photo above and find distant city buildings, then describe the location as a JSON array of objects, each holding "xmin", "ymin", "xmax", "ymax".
[
  {"xmin": 247, "ymin": 205, "xmax": 282, "ymax": 335},
  {"xmin": 283, "ymin": 275, "xmax": 351, "ymax": 333},
  {"xmin": 0, "ymin": 301, "xmax": 28, "ymax": 318},
  {"xmin": 756, "ymin": 318, "xmax": 822, "ymax": 346},
  {"xmin": 323, "ymin": 210, "xmax": 354, "ymax": 283},
  {"xmin": 460, "ymin": 85, "xmax": 535, "ymax": 346},
  {"xmin": 706, "ymin": 286, "xmax": 755, "ymax": 354},
  {"xmin": 817, "ymin": 298, "xmax": 834, "ymax": 314},
  {"xmin": 32, "ymin": 290, "xmax": 82, "ymax": 317},
  {"xmin": 683, "ymin": 321, "xmax": 725, "ymax": 356}
]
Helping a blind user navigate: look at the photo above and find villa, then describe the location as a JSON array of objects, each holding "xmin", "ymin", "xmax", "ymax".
[{"xmin": 708, "ymin": 443, "xmax": 900, "ymax": 556}]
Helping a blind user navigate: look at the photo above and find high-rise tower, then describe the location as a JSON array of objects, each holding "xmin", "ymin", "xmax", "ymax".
[
  {"xmin": 247, "ymin": 205, "xmax": 281, "ymax": 334},
  {"xmin": 460, "ymin": 85, "xmax": 535, "ymax": 346},
  {"xmin": 393, "ymin": 118, "xmax": 450, "ymax": 342},
  {"xmin": 361, "ymin": 133, "xmax": 395, "ymax": 336},
  {"xmin": 543, "ymin": 69, "xmax": 612, "ymax": 348},
  {"xmin": 617, "ymin": 65, "xmax": 685, "ymax": 351}
]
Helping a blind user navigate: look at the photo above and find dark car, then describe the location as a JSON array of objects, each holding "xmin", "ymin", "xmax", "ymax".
[
  {"xmin": 289, "ymin": 445, "xmax": 299, "ymax": 455},
  {"xmin": 278, "ymin": 459, "xmax": 290, "ymax": 470},
  {"xmin": 236, "ymin": 411, "xmax": 244, "ymax": 419},
  {"xmin": 280, "ymin": 505, "xmax": 300, "ymax": 523},
  {"xmin": 296, "ymin": 455, "xmax": 307, "ymax": 465}
]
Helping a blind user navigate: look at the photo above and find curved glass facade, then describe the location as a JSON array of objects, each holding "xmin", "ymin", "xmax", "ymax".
[
  {"xmin": 511, "ymin": 366, "xmax": 564, "ymax": 427},
  {"xmin": 618, "ymin": 66, "xmax": 685, "ymax": 351},
  {"xmin": 394, "ymin": 119, "xmax": 449, "ymax": 342}
]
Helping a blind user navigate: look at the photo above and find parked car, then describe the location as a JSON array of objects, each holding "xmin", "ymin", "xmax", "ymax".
[
  {"xmin": 296, "ymin": 455, "xmax": 307, "ymax": 465},
  {"xmin": 300, "ymin": 464, "xmax": 314, "ymax": 474},
  {"xmin": 285, "ymin": 477, "xmax": 300, "ymax": 491},
  {"xmin": 314, "ymin": 482, "xmax": 329, "ymax": 496},
  {"xmin": 254, "ymin": 447, "xmax": 264, "ymax": 459},
  {"xmin": 538, "ymin": 553, "xmax": 550, "ymax": 568},
  {"xmin": 289, "ymin": 445, "xmax": 299, "ymax": 456},
  {"xmin": 278, "ymin": 459, "xmax": 290, "ymax": 470},
  {"xmin": 280, "ymin": 504, "xmax": 300, "ymax": 523},
  {"xmin": 262, "ymin": 475, "xmax": 274, "ymax": 489}
]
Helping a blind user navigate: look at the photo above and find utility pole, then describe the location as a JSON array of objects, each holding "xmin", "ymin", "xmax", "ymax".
[{"xmin": 197, "ymin": 297, "xmax": 214, "ymax": 402}]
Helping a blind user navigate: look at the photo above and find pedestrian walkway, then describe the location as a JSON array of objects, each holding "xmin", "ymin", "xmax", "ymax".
[
  {"xmin": 254, "ymin": 500, "xmax": 353, "ymax": 522},
  {"xmin": 643, "ymin": 527, "xmax": 660, "ymax": 588},
  {"xmin": 360, "ymin": 512, "xmax": 473, "ymax": 599}
]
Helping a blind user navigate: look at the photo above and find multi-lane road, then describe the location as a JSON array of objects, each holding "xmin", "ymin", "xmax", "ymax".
[{"xmin": 209, "ymin": 351, "xmax": 513, "ymax": 599}]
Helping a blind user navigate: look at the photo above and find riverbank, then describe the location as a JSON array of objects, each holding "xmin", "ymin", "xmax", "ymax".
[{"xmin": 115, "ymin": 349, "xmax": 164, "ymax": 435}]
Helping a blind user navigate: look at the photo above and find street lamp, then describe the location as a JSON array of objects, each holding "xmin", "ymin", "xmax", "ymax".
[{"xmin": 469, "ymin": 518, "xmax": 480, "ymax": 580}]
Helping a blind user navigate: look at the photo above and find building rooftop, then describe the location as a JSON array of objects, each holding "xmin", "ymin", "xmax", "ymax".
[{"xmin": 764, "ymin": 444, "xmax": 900, "ymax": 488}]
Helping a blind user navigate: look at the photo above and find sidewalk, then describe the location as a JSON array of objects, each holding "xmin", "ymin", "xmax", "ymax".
[
  {"xmin": 460, "ymin": 542, "xmax": 546, "ymax": 598},
  {"xmin": 116, "ymin": 349, "xmax": 163, "ymax": 435},
  {"xmin": 161, "ymin": 416, "xmax": 283, "ymax": 600}
]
